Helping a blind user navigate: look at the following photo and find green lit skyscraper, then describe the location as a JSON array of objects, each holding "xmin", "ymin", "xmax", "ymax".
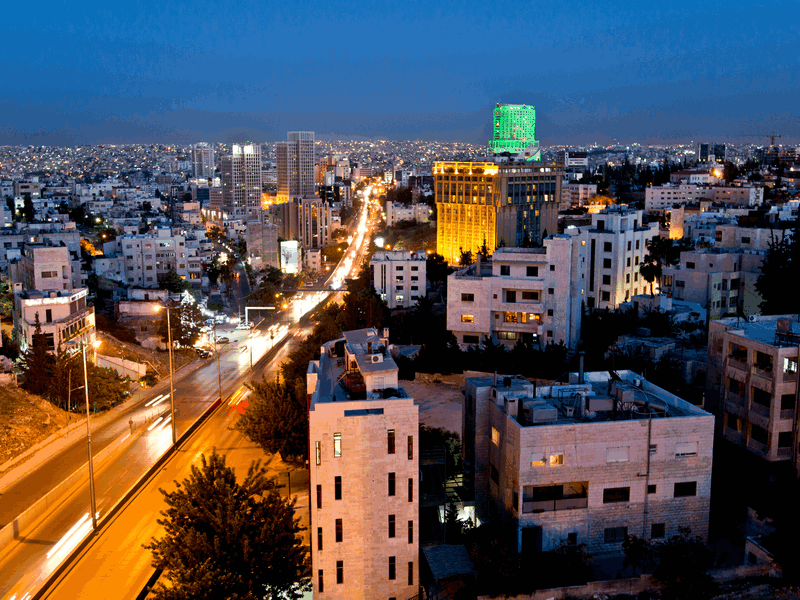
[{"xmin": 487, "ymin": 103, "xmax": 541, "ymax": 160}]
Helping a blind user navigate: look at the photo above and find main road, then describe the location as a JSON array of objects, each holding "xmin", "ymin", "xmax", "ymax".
[{"xmin": 0, "ymin": 194, "xmax": 375, "ymax": 599}]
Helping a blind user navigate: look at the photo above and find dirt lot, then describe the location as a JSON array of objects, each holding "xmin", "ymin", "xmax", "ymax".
[
  {"xmin": 97, "ymin": 332, "xmax": 196, "ymax": 379},
  {"xmin": 0, "ymin": 384, "xmax": 81, "ymax": 468}
]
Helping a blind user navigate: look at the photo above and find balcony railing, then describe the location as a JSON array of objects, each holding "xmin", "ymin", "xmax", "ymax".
[
  {"xmin": 783, "ymin": 371, "xmax": 799, "ymax": 382},
  {"xmin": 727, "ymin": 356, "xmax": 748, "ymax": 372},
  {"xmin": 750, "ymin": 403, "xmax": 771, "ymax": 418},
  {"xmin": 780, "ymin": 409, "xmax": 795, "ymax": 421},
  {"xmin": 522, "ymin": 497, "xmax": 588, "ymax": 514},
  {"xmin": 753, "ymin": 365, "xmax": 775, "ymax": 380},
  {"xmin": 777, "ymin": 447, "xmax": 792, "ymax": 459},
  {"xmin": 726, "ymin": 391, "xmax": 746, "ymax": 406},
  {"xmin": 748, "ymin": 438, "xmax": 768, "ymax": 455}
]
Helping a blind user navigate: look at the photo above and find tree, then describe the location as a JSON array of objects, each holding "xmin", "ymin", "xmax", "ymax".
[
  {"xmin": 756, "ymin": 221, "xmax": 799, "ymax": 314},
  {"xmin": 652, "ymin": 527, "xmax": 714, "ymax": 599},
  {"xmin": 426, "ymin": 252, "xmax": 450, "ymax": 284},
  {"xmin": 459, "ymin": 247, "xmax": 474, "ymax": 267},
  {"xmin": 159, "ymin": 269, "xmax": 190, "ymax": 294},
  {"xmin": 478, "ymin": 237, "xmax": 490, "ymax": 261},
  {"xmin": 22, "ymin": 194, "xmax": 35, "ymax": 222},
  {"xmin": 158, "ymin": 302, "xmax": 204, "ymax": 348},
  {"xmin": 144, "ymin": 451, "xmax": 310, "ymax": 600},
  {"xmin": 639, "ymin": 254, "xmax": 661, "ymax": 296},
  {"xmin": 622, "ymin": 534, "xmax": 657, "ymax": 576},
  {"xmin": 236, "ymin": 379, "xmax": 308, "ymax": 463},
  {"xmin": 19, "ymin": 314, "xmax": 56, "ymax": 396}
]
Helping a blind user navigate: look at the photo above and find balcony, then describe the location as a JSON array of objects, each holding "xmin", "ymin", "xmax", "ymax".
[
  {"xmin": 780, "ymin": 409, "xmax": 795, "ymax": 421},
  {"xmin": 727, "ymin": 355, "xmax": 749, "ymax": 372},
  {"xmin": 522, "ymin": 497, "xmax": 588, "ymax": 514},
  {"xmin": 726, "ymin": 391, "xmax": 746, "ymax": 406},
  {"xmin": 725, "ymin": 400, "xmax": 745, "ymax": 418},
  {"xmin": 753, "ymin": 365, "xmax": 775, "ymax": 382},
  {"xmin": 777, "ymin": 447, "xmax": 793, "ymax": 459},
  {"xmin": 783, "ymin": 371, "xmax": 798, "ymax": 383},
  {"xmin": 750, "ymin": 402, "xmax": 771, "ymax": 418},
  {"xmin": 724, "ymin": 428, "xmax": 744, "ymax": 446},
  {"xmin": 747, "ymin": 438, "xmax": 768, "ymax": 456}
]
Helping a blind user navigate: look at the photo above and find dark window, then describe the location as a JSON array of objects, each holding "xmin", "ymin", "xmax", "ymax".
[
  {"xmin": 506, "ymin": 290, "xmax": 516, "ymax": 302},
  {"xmin": 389, "ymin": 556, "xmax": 396, "ymax": 580},
  {"xmin": 526, "ymin": 266, "xmax": 538, "ymax": 276},
  {"xmin": 636, "ymin": 240, "xmax": 640, "ymax": 249},
  {"xmin": 318, "ymin": 569, "xmax": 324, "ymax": 593},
  {"xmin": 388, "ymin": 472, "xmax": 396, "ymax": 496},
  {"xmin": 500, "ymin": 265, "xmax": 510, "ymax": 276},
  {"xmin": 567, "ymin": 532, "xmax": 578, "ymax": 545},
  {"xmin": 317, "ymin": 527, "xmax": 323, "ymax": 550},
  {"xmin": 408, "ymin": 435, "xmax": 413, "ymax": 460},
  {"xmin": 547, "ymin": 309, "xmax": 554, "ymax": 317},
  {"xmin": 45, "ymin": 309, "xmax": 52, "ymax": 323},
  {"xmin": 388, "ymin": 514, "xmax": 396, "ymax": 538},
  {"xmin": 408, "ymin": 478, "xmax": 413, "ymax": 502},
  {"xmin": 316, "ymin": 484, "xmax": 322, "ymax": 508},
  {"xmin": 674, "ymin": 481, "xmax": 697, "ymax": 498},
  {"xmin": 604, "ymin": 526, "xmax": 628, "ymax": 543},
  {"xmin": 490, "ymin": 464, "xmax": 499, "ymax": 485},
  {"xmin": 603, "ymin": 258, "xmax": 612, "ymax": 268},
  {"xmin": 336, "ymin": 561, "xmax": 343, "ymax": 584},
  {"xmin": 549, "ymin": 264, "xmax": 555, "ymax": 272},
  {"xmin": 461, "ymin": 293, "xmax": 474, "ymax": 302},
  {"xmin": 686, "ymin": 262, "xmax": 695, "ymax": 269},
  {"xmin": 648, "ymin": 484, "xmax": 657, "ymax": 494},
  {"xmin": 548, "ymin": 288, "xmax": 554, "ymax": 295},
  {"xmin": 388, "ymin": 429, "xmax": 395, "ymax": 454},
  {"xmin": 602, "ymin": 275, "xmax": 611, "ymax": 285},
  {"xmin": 751, "ymin": 424, "xmax": 768, "ymax": 445},
  {"xmin": 408, "ymin": 561, "xmax": 414, "ymax": 585},
  {"xmin": 604, "ymin": 242, "xmax": 612, "ymax": 252},
  {"xmin": 742, "ymin": 236, "xmax": 751, "ymax": 244},
  {"xmin": 463, "ymin": 334, "xmax": 479, "ymax": 344},
  {"xmin": 335, "ymin": 476, "xmax": 342, "ymax": 500},
  {"xmin": 603, "ymin": 487, "xmax": 630, "ymax": 503},
  {"xmin": 597, "ymin": 219, "xmax": 605, "ymax": 231},
  {"xmin": 408, "ymin": 520, "xmax": 414, "ymax": 543},
  {"xmin": 335, "ymin": 518, "xmax": 343, "ymax": 542},
  {"xmin": 652, "ymin": 523, "xmax": 666, "ymax": 539},
  {"xmin": 627, "ymin": 241, "xmax": 632, "ymax": 251},
  {"xmin": 521, "ymin": 290, "xmax": 538, "ymax": 301}
]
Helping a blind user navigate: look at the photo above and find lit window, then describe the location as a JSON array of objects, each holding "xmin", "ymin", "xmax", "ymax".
[
  {"xmin": 461, "ymin": 314, "xmax": 474, "ymax": 323},
  {"xmin": 530, "ymin": 452, "xmax": 545, "ymax": 467},
  {"xmin": 333, "ymin": 433, "xmax": 341, "ymax": 457},
  {"xmin": 491, "ymin": 427, "xmax": 500, "ymax": 446},
  {"xmin": 315, "ymin": 441, "xmax": 321, "ymax": 465},
  {"xmin": 549, "ymin": 452, "xmax": 564, "ymax": 466},
  {"xmin": 675, "ymin": 442, "xmax": 698, "ymax": 457}
]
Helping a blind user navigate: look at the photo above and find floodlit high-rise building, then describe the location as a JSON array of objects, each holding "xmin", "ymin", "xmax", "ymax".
[
  {"xmin": 698, "ymin": 143, "xmax": 710, "ymax": 163},
  {"xmin": 277, "ymin": 131, "xmax": 315, "ymax": 202},
  {"xmin": 212, "ymin": 143, "xmax": 262, "ymax": 222},
  {"xmin": 487, "ymin": 104, "xmax": 541, "ymax": 161},
  {"xmin": 191, "ymin": 142, "xmax": 215, "ymax": 179}
]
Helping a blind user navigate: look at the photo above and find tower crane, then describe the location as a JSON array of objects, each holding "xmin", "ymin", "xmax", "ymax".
[{"xmin": 741, "ymin": 132, "xmax": 782, "ymax": 146}]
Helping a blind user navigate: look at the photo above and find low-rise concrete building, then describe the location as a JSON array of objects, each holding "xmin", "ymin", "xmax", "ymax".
[
  {"xmin": 385, "ymin": 201, "xmax": 431, "ymax": 226},
  {"xmin": 371, "ymin": 250, "xmax": 427, "ymax": 309},
  {"xmin": 13, "ymin": 286, "xmax": 95, "ymax": 353},
  {"xmin": 463, "ymin": 371, "xmax": 714, "ymax": 555}
]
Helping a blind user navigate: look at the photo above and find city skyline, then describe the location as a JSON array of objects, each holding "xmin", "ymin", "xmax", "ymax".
[{"xmin": 1, "ymin": 0, "xmax": 798, "ymax": 146}]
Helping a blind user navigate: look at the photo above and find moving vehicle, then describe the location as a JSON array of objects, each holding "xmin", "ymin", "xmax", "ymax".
[
  {"xmin": 217, "ymin": 337, "xmax": 230, "ymax": 344},
  {"xmin": 196, "ymin": 349, "xmax": 211, "ymax": 359}
]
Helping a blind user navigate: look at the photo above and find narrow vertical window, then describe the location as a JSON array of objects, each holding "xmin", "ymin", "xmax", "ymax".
[
  {"xmin": 316, "ymin": 484, "xmax": 322, "ymax": 509},
  {"xmin": 388, "ymin": 514, "xmax": 396, "ymax": 538},
  {"xmin": 336, "ymin": 561, "xmax": 343, "ymax": 584},
  {"xmin": 318, "ymin": 569, "xmax": 324, "ymax": 593},
  {"xmin": 315, "ymin": 441, "xmax": 321, "ymax": 465},
  {"xmin": 333, "ymin": 432, "xmax": 341, "ymax": 457},
  {"xmin": 408, "ymin": 435, "xmax": 413, "ymax": 460},
  {"xmin": 408, "ymin": 520, "xmax": 414, "ymax": 543},
  {"xmin": 408, "ymin": 561, "xmax": 414, "ymax": 585},
  {"xmin": 335, "ymin": 519, "xmax": 343, "ymax": 542},
  {"xmin": 408, "ymin": 478, "xmax": 413, "ymax": 502},
  {"xmin": 388, "ymin": 429, "xmax": 396, "ymax": 454},
  {"xmin": 388, "ymin": 472, "xmax": 396, "ymax": 496},
  {"xmin": 389, "ymin": 556, "xmax": 396, "ymax": 580},
  {"xmin": 317, "ymin": 527, "xmax": 323, "ymax": 551},
  {"xmin": 335, "ymin": 476, "xmax": 342, "ymax": 500}
]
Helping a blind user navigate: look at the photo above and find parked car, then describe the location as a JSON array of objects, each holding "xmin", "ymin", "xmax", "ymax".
[
  {"xmin": 217, "ymin": 337, "xmax": 230, "ymax": 344},
  {"xmin": 235, "ymin": 322, "xmax": 250, "ymax": 331}
]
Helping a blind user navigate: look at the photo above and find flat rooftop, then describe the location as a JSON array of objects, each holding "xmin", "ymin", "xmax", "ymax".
[{"xmin": 714, "ymin": 314, "xmax": 800, "ymax": 347}]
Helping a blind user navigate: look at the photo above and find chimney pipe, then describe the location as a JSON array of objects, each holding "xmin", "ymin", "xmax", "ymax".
[
  {"xmin": 578, "ymin": 352, "xmax": 585, "ymax": 384},
  {"xmin": 367, "ymin": 342, "xmax": 372, "ymax": 355}
]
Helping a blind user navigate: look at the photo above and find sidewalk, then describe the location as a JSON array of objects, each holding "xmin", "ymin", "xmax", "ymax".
[{"xmin": 0, "ymin": 353, "xmax": 209, "ymax": 494}]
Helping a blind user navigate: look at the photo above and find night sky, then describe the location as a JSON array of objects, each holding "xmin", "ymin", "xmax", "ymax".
[{"xmin": 2, "ymin": 0, "xmax": 798, "ymax": 145}]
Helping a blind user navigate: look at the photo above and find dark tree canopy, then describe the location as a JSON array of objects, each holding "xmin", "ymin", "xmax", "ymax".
[{"xmin": 144, "ymin": 451, "xmax": 310, "ymax": 600}]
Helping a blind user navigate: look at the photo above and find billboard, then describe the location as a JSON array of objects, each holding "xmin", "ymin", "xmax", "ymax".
[{"xmin": 280, "ymin": 240, "xmax": 299, "ymax": 274}]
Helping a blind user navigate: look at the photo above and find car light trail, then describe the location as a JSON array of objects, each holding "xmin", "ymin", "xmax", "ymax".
[{"xmin": 147, "ymin": 416, "xmax": 164, "ymax": 431}]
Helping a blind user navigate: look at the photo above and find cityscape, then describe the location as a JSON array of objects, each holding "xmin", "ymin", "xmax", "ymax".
[{"xmin": 1, "ymin": 3, "xmax": 800, "ymax": 600}]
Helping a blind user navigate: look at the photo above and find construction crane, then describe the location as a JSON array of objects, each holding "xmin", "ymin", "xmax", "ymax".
[{"xmin": 741, "ymin": 132, "xmax": 782, "ymax": 146}]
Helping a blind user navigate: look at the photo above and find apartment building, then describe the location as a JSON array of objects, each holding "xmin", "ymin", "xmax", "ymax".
[
  {"xmin": 277, "ymin": 132, "xmax": 315, "ymax": 202},
  {"xmin": 207, "ymin": 143, "xmax": 262, "ymax": 225},
  {"xmin": 385, "ymin": 201, "xmax": 431, "ymax": 226},
  {"xmin": 585, "ymin": 206, "xmax": 659, "ymax": 309},
  {"xmin": 707, "ymin": 315, "xmax": 800, "ymax": 470},
  {"xmin": 191, "ymin": 142, "xmax": 215, "ymax": 179},
  {"xmin": 662, "ymin": 248, "xmax": 764, "ymax": 318},
  {"xmin": 299, "ymin": 196, "xmax": 333, "ymax": 250},
  {"xmin": 307, "ymin": 327, "xmax": 419, "ymax": 600},
  {"xmin": 13, "ymin": 287, "xmax": 95, "ymax": 353},
  {"xmin": 10, "ymin": 242, "xmax": 73, "ymax": 291},
  {"xmin": 559, "ymin": 182, "xmax": 597, "ymax": 210},
  {"xmin": 463, "ymin": 371, "xmax": 714, "ymax": 555},
  {"xmin": 446, "ymin": 230, "xmax": 586, "ymax": 349},
  {"xmin": 117, "ymin": 230, "xmax": 188, "ymax": 288},
  {"xmin": 714, "ymin": 224, "xmax": 782, "ymax": 251},
  {"xmin": 370, "ymin": 251, "xmax": 427, "ymax": 309},
  {"xmin": 645, "ymin": 184, "xmax": 714, "ymax": 211}
]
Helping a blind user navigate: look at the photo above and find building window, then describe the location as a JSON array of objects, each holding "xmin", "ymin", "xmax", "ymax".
[
  {"xmin": 603, "ymin": 487, "xmax": 630, "ymax": 503},
  {"xmin": 549, "ymin": 452, "xmax": 564, "ymax": 466},
  {"xmin": 604, "ymin": 242, "xmax": 613, "ymax": 252},
  {"xmin": 335, "ymin": 476, "xmax": 342, "ymax": 500},
  {"xmin": 521, "ymin": 290, "xmax": 539, "ymax": 301},
  {"xmin": 550, "ymin": 264, "xmax": 555, "ymax": 272},
  {"xmin": 408, "ymin": 478, "xmax": 413, "ymax": 502},
  {"xmin": 408, "ymin": 435, "xmax": 413, "ymax": 460},
  {"xmin": 604, "ymin": 526, "xmax": 628, "ymax": 544},
  {"xmin": 627, "ymin": 241, "xmax": 632, "ymax": 251},
  {"xmin": 648, "ymin": 484, "xmax": 657, "ymax": 494},
  {"xmin": 408, "ymin": 520, "xmax": 414, "ymax": 543},
  {"xmin": 636, "ymin": 240, "xmax": 640, "ymax": 249},
  {"xmin": 408, "ymin": 561, "xmax": 414, "ymax": 585},
  {"xmin": 675, "ymin": 441, "xmax": 698, "ymax": 457},
  {"xmin": 333, "ymin": 432, "xmax": 341, "ymax": 457},
  {"xmin": 602, "ymin": 275, "xmax": 611, "ymax": 285},
  {"xmin": 547, "ymin": 309, "xmax": 553, "ymax": 317},
  {"xmin": 686, "ymin": 262, "xmax": 695, "ymax": 269},
  {"xmin": 389, "ymin": 556, "xmax": 396, "ymax": 580},
  {"xmin": 388, "ymin": 429, "xmax": 395, "ymax": 454},
  {"xmin": 527, "ymin": 266, "xmax": 538, "ymax": 276},
  {"xmin": 601, "ymin": 291, "xmax": 610, "ymax": 302},
  {"xmin": 388, "ymin": 472, "xmax": 396, "ymax": 496},
  {"xmin": 317, "ymin": 527, "xmax": 323, "ymax": 551},
  {"xmin": 335, "ymin": 519, "xmax": 343, "ymax": 542},
  {"xmin": 491, "ymin": 427, "xmax": 500, "ymax": 446},
  {"xmin": 530, "ymin": 452, "xmax": 545, "ymax": 467},
  {"xmin": 461, "ymin": 314, "xmax": 474, "ymax": 323},
  {"xmin": 548, "ymin": 288, "xmax": 554, "ymax": 295},
  {"xmin": 336, "ymin": 561, "xmax": 343, "ymax": 584},
  {"xmin": 315, "ymin": 441, "xmax": 321, "ymax": 465},
  {"xmin": 490, "ymin": 464, "xmax": 499, "ymax": 485},
  {"xmin": 674, "ymin": 481, "xmax": 697, "ymax": 498},
  {"xmin": 316, "ymin": 485, "xmax": 322, "ymax": 509},
  {"xmin": 463, "ymin": 334, "xmax": 479, "ymax": 344},
  {"xmin": 742, "ymin": 236, "xmax": 751, "ymax": 244},
  {"xmin": 499, "ymin": 265, "xmax": 511, "ymax": 276},
  {"xmin": 318, "ymin": 569, "xmax": 324, "ymax": 593},
  {"xmin": 389, "ymin": 514, "xmax": 396, "ymax": 538},
  {"xmin": 652, "ymin": 523, "xmax": 666, "ymax": 539},
  {"xmin": 650, "ymin": 444, "xmax": 658, "ymax": 455},
  {"xmin": 504, "ymin": 312, "xmax": 518, "ymax": 323},
  {"xmin": 461, "ymin": 293, "xmax": 475, "ymax": 302},
  {"xmin": 606, "ymin": 446, "xmax": 630, "ymax": 463},
  {"xmin": 603, "ymin": 258, "xmax": 612, "ymax": 268}
]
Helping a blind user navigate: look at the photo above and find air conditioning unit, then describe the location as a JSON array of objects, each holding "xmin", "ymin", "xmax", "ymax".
[
  {"xmin": 372, "ymin": 354, "xmax": 382, "ymax": 363},
  {"xmin": 748, "ymin": 315, "xmax": 757, "ymax": 323}
]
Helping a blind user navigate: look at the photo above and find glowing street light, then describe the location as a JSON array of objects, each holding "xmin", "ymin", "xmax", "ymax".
[{"xmin": 154, "ymin": 303, "xmax": 177, "ymax": 444}]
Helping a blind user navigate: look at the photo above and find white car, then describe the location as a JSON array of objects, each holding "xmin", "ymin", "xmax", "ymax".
[{"xmin": 235, "ymin": 323, "xmax": 250, "ymax": 331}]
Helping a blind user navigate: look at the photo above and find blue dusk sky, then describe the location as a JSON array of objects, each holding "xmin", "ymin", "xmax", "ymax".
[{"xmin": 1, "ymin": 0, "xmax": 798, "ymax": 146}]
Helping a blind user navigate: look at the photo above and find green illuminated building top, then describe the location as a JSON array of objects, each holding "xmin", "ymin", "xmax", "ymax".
[{"xmin": 487, "ymin": 103, "xmax": 540, "ymax": 160}]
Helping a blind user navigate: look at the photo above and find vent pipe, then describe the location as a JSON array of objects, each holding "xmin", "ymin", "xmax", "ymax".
[{"xmin": 578, "ymin": 352, "xmax": 585, "ymax": 384}]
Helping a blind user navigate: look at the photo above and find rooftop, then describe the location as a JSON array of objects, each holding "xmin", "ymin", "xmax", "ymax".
[{"xmin": 714, "ymin": 314, "xmax": 800, "ymax": 348}]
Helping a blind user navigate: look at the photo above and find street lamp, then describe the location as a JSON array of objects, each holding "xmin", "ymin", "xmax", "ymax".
[
  {"xmin": 154, "ymin": 303, "xmax": 177, "ymax": 444},
  {"xmin": 66, "ymin": 337, "xmax": 102, "ymax": 531}
]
